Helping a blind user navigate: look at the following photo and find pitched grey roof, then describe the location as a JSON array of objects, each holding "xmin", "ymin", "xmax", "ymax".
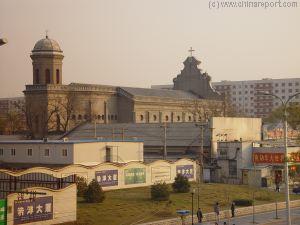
[
  {"xmin": 118, "ymin": 87, "xmax": 199, "ymax": 100},
  {"xmin": 65, "ymin": 122, "xmax": 211, "ymax": 147}
]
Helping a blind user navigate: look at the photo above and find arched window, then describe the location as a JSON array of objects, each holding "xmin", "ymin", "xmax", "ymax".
[
  {"xmin": 56, "ymin": 69, "xmax": 60, "ymax": 84},
  {"xmin": 71, "ymin": 114, "xmax": 76, "ymax": 120},
  {"xmin": 165, "ymin": 115, "xmax": 169, "ymax": 121},
  {"xmin": 140, "ymin": 115, "xmax": 144, "ymax": 121},
  {"xmin": 177, "ymin": 116, "xmax": 180, "ymax": 121},
  {"xmin": 108, "ymin": 115, "xmax": 111, "ymax": 120},
  {"xmin": 45, "ymin": 69, "xmax": 50, "ymax": 84},
  {"xmin": 101, "ymin": 115, "xmax": 105, "ymax": 120},
  {"xmin": 153, "ymin": 115, "xmax": 157, "ymax": 121},
  {"xmin": 78, "ymin": 114, "xmax": 82, "ymax": 120},
  {"xmin": 35, "ymin": 69, "xmax": 39, "ymax": 84},
  {"xmin": 97, "ymin": 115, "xmax": 101, "ymax": 120},
  {"xmin": 114, "ymin": 115, "xmax": 118, "ymax": 120},
  {"xmin": 188, "ymin": 116, "xmax": 192, "ymax": 122}
]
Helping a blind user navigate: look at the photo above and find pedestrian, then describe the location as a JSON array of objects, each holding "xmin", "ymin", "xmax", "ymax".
[
  {"xmin": 196, "ymin": 207, "xmax": 203, "ymax": 223},
  {"xmin": 223, "ymin": 222, "xmax": 227, "ymax": 225},
  {"xmin": 214, "ymin": 202, "xmax": 220, "ymax": 222},
  {"xmin": 231, "ymin": 201, "xmax": 235, "ymax": 218},
  {"xmin": 275, "ymin": 181, "xmax": 280, "ymax": 192}
]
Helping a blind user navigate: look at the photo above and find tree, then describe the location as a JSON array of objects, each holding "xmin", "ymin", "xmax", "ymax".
[
  {"xmin": 0, "ymin": 117, "xmax": 6, "ymax": 134},
  {"xmin": 222, "ymin": 93, "xmax": 237, "ymax": 117},
  {"xmin": 185, "ymin": 99, "xmax": 223, "ymax": 122},
  {"xmin": 5, "ymin": 111, "xmax": 22, "ymax": 134},
  {"xmin": 172, "ymin": 174, "xmax": 190, "ymax": 193},
  {"xmin": 151, "ymin": 182, "xmax": 170, "ymax": 201},
  {"xmin": 76, "ymin": 176, "xmax": 88, "ymax": 197},
  {"xmin": 264, "ymin": 104, "xmax": 300, "ymax": 130},
  {"xmin": 55, "ymin": 92, "xmax": 76, "ymax": 133},
  {"xmin": 15, "ymin": 100, "xmax": 59, "ymax": 139},
  {"xmin": 84, "ymin": 179, "xmax": 105, "ymax": 203}
]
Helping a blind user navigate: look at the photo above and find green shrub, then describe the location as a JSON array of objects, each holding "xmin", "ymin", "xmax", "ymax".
[
  {"xmin": 233, "ymin": 199, "xmax": 253, "ymax": 206},
  {"xmin": 151, "ymin": 182, "xmax": 170, "ymax": 201},
  {"xmin": 76, "ymin": 176, "xmax": 88, "ymax": 197},
  {"xmin": 84, "ymin": 179, "xmax": 105, "ymax": 203},
  {"xmin": 172, "ymin": 174, "xmax": 190, "ymax": 193}
]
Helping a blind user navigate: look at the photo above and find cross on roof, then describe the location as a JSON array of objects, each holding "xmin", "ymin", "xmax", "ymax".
[
  {"xmin": 188, "ymin": 47, "xmax": 195, "ymax": 57},
  {"xmin": 45, "ymin": 30, "xmax": 49, "ymax": 38}
]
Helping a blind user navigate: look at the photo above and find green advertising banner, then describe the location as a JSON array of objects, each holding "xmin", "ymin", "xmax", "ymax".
[
  {"xmin": 0, "ymin": 199, "xmax": 7, "ymax": 225},
  {"xmin": 124, "ymin": 168, "xmax": 146, "ymax": 185}
]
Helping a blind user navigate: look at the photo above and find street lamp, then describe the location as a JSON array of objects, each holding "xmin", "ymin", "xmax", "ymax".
[
  {"xmin": 258, "ymin": 91, "xmax": 300, "ymax": 225},
  {"xmin": 191, "ymin": 188, "xmax": 195, "ymax": 225},
  {"xmin": 0, "ymin": 38, "xmax": 8, "ymax": 46}
]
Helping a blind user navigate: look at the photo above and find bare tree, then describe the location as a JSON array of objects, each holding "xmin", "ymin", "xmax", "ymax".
[
  {"xmin": 55, "ymin": 92, "xmax": 76, "ymax": 132},
  {"xmin": 222, "ymin": 93, "xmax": 237, "ymax": 117},
  {"xmin": 185, "ymin": 99, "xmax": 223, "ymax": 121},
  {"xmin": 15, "ymin": 100, "xmax": 59, "ymax": 139}
]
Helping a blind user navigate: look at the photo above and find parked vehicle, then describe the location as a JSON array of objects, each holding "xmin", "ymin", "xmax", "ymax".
[{"xmin": 292, "ymin": 187, "xmax": 300, "ymax": 194}]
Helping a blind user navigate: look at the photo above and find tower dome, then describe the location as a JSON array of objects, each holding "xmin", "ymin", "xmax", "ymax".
[
  {"xmin": 32, "ymin": 35, "xmax": 62, "ymax": 53},
  {"xmin": 30, "ymin": 35, "xmax": 64, "ymax": 85}
]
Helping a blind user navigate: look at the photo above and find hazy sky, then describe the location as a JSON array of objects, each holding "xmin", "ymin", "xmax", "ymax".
[{"xmin": 0, "ymin": 0, "xmax": 299, "ymax": 97}]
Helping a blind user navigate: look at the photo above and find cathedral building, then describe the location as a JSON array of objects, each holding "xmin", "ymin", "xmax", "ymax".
[{"xmin": 24, "ymin": 36, "xmax": 224, "ymax": 138}]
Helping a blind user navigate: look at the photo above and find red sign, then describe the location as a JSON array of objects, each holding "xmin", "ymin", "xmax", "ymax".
[
  {"xmin": 289, "ymin": 152, "xmax": 300, "ymax": 163},
  {"xmin": 252, "ymin": 153, "xmax": 284, "ymax": 164}
]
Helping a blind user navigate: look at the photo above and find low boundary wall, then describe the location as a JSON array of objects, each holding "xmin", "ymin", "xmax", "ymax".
[
  {"xmin": 0, "ymin": 158, "xmax": 197, "ymax": 191},
  {"xmin": 139, "ymin": 200, "xmax": 300, "ymax": 225}
]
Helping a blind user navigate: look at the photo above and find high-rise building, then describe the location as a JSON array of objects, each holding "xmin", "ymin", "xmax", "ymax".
[
  {"xmin": 212, "ymin": 78, "xmax": 300, "ymax": 117},
  {"xmin": 152, "ymin": 78, "xmax": 300, "ymax": 118}
]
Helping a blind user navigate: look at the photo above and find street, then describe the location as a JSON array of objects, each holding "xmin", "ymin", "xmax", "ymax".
[{"xmin": 197, "ymin": 207, "xmax": 300, "ymax": 225}]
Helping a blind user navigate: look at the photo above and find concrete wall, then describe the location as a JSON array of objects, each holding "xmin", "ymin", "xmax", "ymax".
[
  {"xmin": 6, "ymin": 184, "xmax": 76, "ymax": 225},
  {"xmin": 73, "ymin": 141, "xmax": 144, "ymax": 165},
  {"xmin": 211, "ymin": 117, "xmax": 262, "ymax": 157},
  {"xmin": 0, "ymin": 158, "xmax": 196, "ymax": 191}
]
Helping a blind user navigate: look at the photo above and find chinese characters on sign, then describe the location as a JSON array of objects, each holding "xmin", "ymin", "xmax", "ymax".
[
  {"xmin": 124, "ymin": 168, "xmax": 146, "ymax": 185},
  {"xmin": 14, "ymin": 196, "xmax": 53, "ymax": 225},
  {"xmin": 253, "ymin": 152, "xmax": 300, "ymax": 164},
  {"xmin": 252, "ymin": 153, "xmax": 284, "ymax": 164},
  {"xmin": 95, "ymin": 170, "xmax": 118, "ymax": 187},
  {"xmin": 176, "ymin": 165, "xmax": 194, "ymax": 179},
  {"xmin": 151, "ymin": 166, "xmax": 171, "ymax": 183}
]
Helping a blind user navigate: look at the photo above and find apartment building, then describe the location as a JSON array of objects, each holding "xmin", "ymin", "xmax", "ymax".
[
  {"xmin": 212, "ymin": 78, "xmax": 300, "ymax": 117},
  {"xmin": 152, "ymin": 78, "xmax": 300, "ymax": 117}
]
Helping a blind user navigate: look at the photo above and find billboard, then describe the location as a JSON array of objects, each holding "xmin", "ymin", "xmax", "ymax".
[
  {"xmin": 124, "ymin": 168, "xmax": 146, "ymax": 185},
  {"xmin": 252, "ymin": 152, "xmax": 284, "ymax": 164},
  {"xmin": 176, "ymin": 165, "xmax": 194, "ymax": 179},
  {"xmin": 253, "ymin": 152, "xmax": 300, "ymax": 164},
  {"xmin": 14, "ymin": 196, "xmax": 53, "ymax": 225},
  {"xmin": 0, "ymin": 199, "xmax": 6, "ymax": 225},
  {"xmin": 95, "ymin": 170, "xmax": 118, "ymax": 187},
  {"xmin": 151, "ymin": 166, "xmax": 171, "ymax": 183}
]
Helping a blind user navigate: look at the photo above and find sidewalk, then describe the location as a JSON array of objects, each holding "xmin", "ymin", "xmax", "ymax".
[{"xmin": 197, "ymin": 207, "xmax": 300, "ymax": 225}]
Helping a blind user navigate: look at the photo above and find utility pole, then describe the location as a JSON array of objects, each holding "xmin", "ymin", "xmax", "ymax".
[
  {"xmin": 121, "ymin": 128, "xmax": 128, "ymax": 141},
  {"xmin": 160, "ymin": 123, "xmax": 168, "ymax": 160},
  {"xmin": 259, "ymin": 91, "xmax": 300, "ymax": 225}
]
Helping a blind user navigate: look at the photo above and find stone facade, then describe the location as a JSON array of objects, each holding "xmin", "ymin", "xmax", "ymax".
[{"xmin": 24, "ymin": 36, "xmax": 224, "ymax": 138}]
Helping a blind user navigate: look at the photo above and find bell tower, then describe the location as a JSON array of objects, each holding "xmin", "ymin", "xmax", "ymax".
[{"xmin": 30, "ymin": 34, "xmax": 64, "ymax": 85}]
